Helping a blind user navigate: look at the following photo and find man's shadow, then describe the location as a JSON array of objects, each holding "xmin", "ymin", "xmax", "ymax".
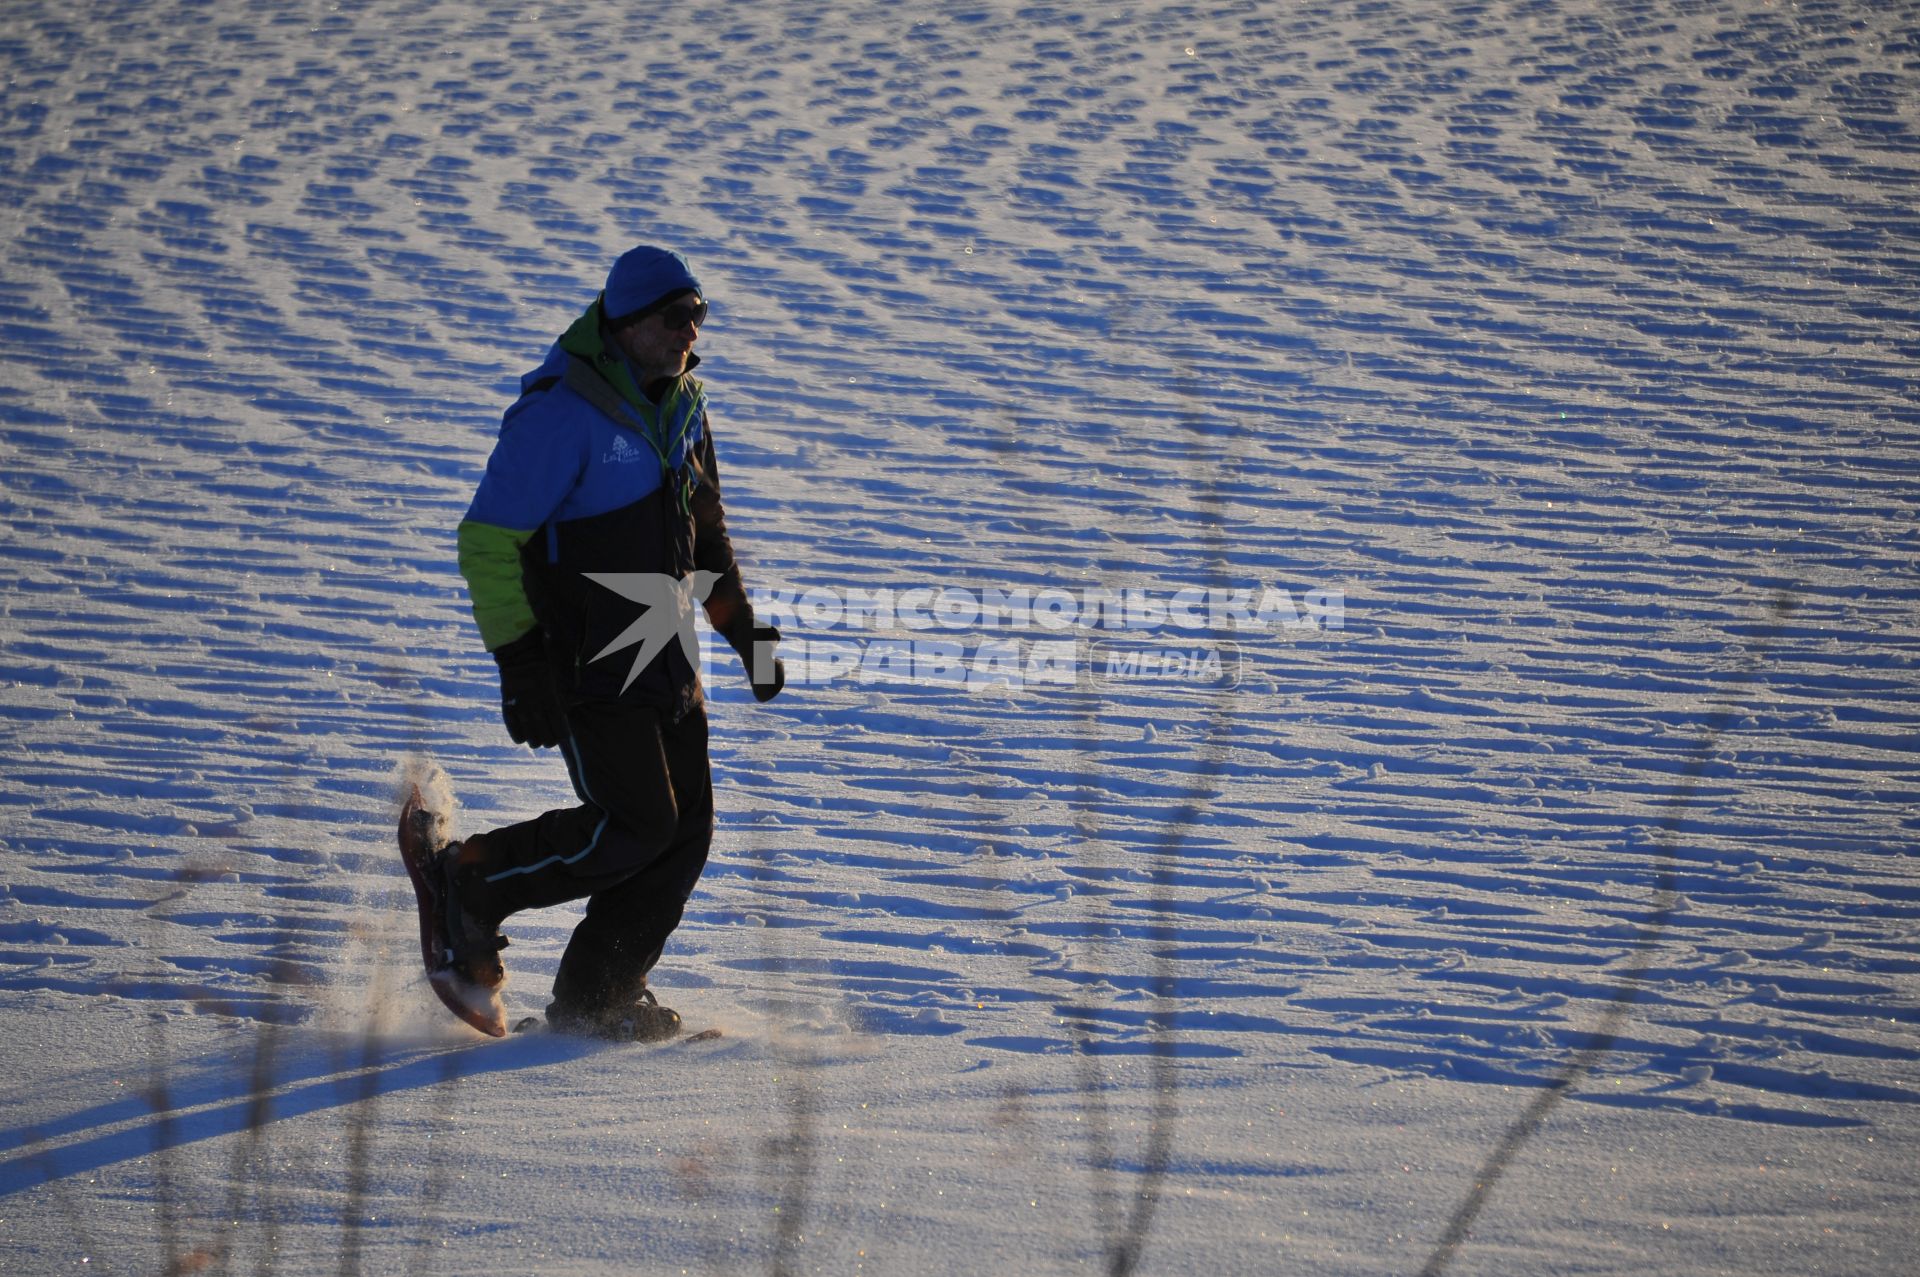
[{"xmin": 0, "ymin": 1022, "xmax": 599, "ymax": 1197}]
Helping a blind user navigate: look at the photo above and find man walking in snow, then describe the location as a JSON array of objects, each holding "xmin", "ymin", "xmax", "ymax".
[{"xmin": 438, "ymin": 245, "xmax": 784, "ymax": 1040}]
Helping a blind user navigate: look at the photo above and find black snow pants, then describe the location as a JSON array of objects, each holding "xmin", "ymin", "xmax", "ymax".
[{"xmin": 471, "ymin": 698, "xmax": 713, "ymax": 1018}]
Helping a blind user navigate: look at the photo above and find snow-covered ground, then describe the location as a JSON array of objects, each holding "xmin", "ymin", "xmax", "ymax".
[{"xmin": 2, "ymin": 0, "xmax": 1917, "ymax": 1272}]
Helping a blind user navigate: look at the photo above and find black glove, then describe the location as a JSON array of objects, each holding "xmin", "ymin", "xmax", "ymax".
[
  {"xmin": 726, "ymin": 621, "xmax": 786, "ymax": 703},
  {"xmin": 493, "ymin": 630, "xmax": 567, "ymax": 748}
]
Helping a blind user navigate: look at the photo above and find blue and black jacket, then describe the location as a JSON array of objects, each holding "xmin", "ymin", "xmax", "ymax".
[{"xmin": 458, "ymin": 299, "xmax": 755, "ymax": 715}]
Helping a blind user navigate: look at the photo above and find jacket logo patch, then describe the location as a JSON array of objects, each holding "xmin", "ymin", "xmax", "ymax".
[{"xmin": 602, "ymin": 435, "xmax": 645, "ymax": 465}]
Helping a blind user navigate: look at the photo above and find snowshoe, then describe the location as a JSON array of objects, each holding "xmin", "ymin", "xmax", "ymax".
[
  {"xmin": 547, "ymin": 988, "xmax": 683, "ymax": 1043},
  {"xmin": 397, "ymin": 784, "xmax": 509, "ymax": 1037}
]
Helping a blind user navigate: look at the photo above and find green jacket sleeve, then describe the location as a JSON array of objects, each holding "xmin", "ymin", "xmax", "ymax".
[{"xmin": 457, "ymin": 519, "xmax": 538, "ymax": 651}]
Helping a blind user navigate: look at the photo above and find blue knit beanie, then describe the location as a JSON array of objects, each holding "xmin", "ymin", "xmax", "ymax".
[{"xmin": 603, "ymin": 246, "xmax": 702, "ymax": 321}]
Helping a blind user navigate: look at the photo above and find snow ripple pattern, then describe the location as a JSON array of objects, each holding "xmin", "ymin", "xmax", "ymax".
[{"xmin": 1, "ymin": 0, "xmax": 1917, "ymax": 1273}]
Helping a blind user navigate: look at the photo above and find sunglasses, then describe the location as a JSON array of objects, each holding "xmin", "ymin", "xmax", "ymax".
[
  {"xmin": 656, "ymin": 299, "xmax": 708, "ymax": 330},
  {"xmin": 631, "ymin": 297, "xmax": 708, "ymax": 331}
]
